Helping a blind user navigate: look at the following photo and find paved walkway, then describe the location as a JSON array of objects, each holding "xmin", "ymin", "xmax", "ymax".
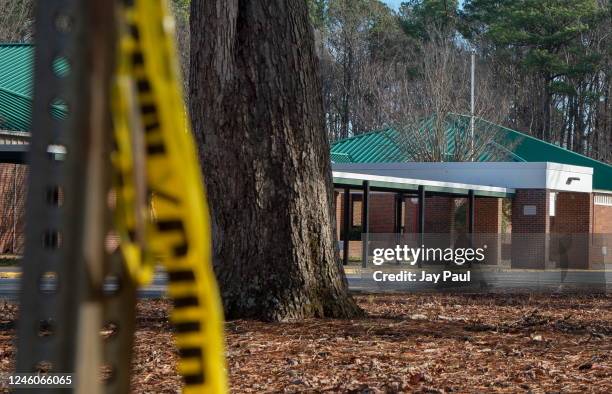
[{"xmin": 0, "ymin": 267, "xmax": 609, "ymax": 300}]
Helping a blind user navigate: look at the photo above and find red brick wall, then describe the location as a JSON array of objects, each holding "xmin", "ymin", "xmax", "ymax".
[
  {"xmin": 550, "ymin": 192, "xmax": 592, "ymax": 269},
  {"xmin": 593, "ymin": 194, "xmax": 612, "ymax": 234},
  {"xmin": 511, "ymin": 189, "xmax": 550, "ymax": 268},
  {"xmin": 425, "ymin": 196, "xmax": 455, "ymax": 234},
  {"xmin": 369, "ymin": 193, "xmax": 395, "ymax": 233},
  {"xmin": 474, "ymin": 198, "xmax": 502, "ymax": 265},
  {"xmin": 552, "ymin": 192, "xmax": 592, "ymax": 234},
  {"xmin": 474, "ymin": 198, "xmax": 502, "ymax": 233},
  {"xmin": 591, "ymin": 194, "xmax": 612, "ymax": 267},
  {"xmin": 404, "ymin": 198, "xmax": 419, "ymax": 233},
  {"xmin": 511, "ymin": 189, "xmax": 550, "ymax": 233}
]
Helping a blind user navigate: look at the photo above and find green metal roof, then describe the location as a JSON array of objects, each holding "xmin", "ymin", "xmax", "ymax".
[
  {"xmin": 0, "ymin": 87, "xmax": 33, "ymax": 131},
  {"xmin": 330, "ymin": 152, "xmax": 354, "ymax": 163},
  {"xmin": 330, "ymin": 130, "xmax": 404, "ymax": 163},
  {"xmin": 0, "ymin": 44, "xmax": 34, "ymax": 131},
  {"xmin": 330, "ymin": 116, "xmax": 521, "ymax": 164},
  {"xmin": 331, "ymin": 115, "xmax": 612, "ymax": 191},
  {"xmin": 0, "ymin": 43, "xmax": 68, "ymax": 132}
]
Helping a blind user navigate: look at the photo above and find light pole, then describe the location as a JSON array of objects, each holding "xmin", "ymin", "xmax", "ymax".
[{"xmin": 470, "ymin": 50, "xmax": 475, "ymax": 161}]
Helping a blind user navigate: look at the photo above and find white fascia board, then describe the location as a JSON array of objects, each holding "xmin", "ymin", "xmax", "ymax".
[
  {"xmin": 332, "ymin": 162, "xmax": 593, "ymax": 192},
  {"xmin": 543, "ymin": 162, "xmax": 593, "ymax": 174},
  {"xmin": 544, "ymin": 165, "xmax": 592, "ymax": 193},
  {"xmin": 332, "ymin": 171, "xmax": 513, "ymax": 194},
  {"xmin": 333, "ymin": 162, "xmax": 592, "ymax": 172}
]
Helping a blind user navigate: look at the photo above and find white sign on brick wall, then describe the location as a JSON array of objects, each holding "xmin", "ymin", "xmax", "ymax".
[{"xmin": 523, "ymin": 205, "xmax": 537, "ymax": 216}]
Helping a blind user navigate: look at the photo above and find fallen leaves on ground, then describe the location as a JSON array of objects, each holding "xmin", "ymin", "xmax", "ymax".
[{"xmin": 1, "ymin": 293, "xmax": 610, "ymax": 393}]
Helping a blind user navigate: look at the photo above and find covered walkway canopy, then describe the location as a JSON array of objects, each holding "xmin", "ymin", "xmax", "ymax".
[
  {"xmin": 333, "ymin": 171, "xmax": 513, "ymax": 198},
  {"xmin": 332, "ymin": 170, "xmax": 514, "ymax": 267}
]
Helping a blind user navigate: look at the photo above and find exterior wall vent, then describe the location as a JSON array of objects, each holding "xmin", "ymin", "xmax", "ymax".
[{"xmin": 594, "ymin": 194, "xmax": 612, "ymax": 206}]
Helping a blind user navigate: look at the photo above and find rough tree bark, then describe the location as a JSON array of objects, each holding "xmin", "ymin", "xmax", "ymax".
[{"xmin": 189, "ymin": 0, "xmax": 362, "ymax": 321}]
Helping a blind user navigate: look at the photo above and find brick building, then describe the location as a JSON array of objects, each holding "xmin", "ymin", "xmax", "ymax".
[{"xmin": 331, "ymin": 139, "xmax": 612, "ymax": 270}]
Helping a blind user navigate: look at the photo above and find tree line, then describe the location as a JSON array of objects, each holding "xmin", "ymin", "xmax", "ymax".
[
  {"xmin": 310, "ymin": 0, "xmax": 612, "ymax": 163},
  {"xmin": 3, "ymin": 0, "xmax": 610, "ymax": 163}
]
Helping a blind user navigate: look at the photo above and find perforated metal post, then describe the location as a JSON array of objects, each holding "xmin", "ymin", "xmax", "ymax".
[
  {"xmin": 395, "ymin": 192, "xmax": 403, "ymax": 234},
  {"xmin": 342, "ymin": 187, "xmax": 350, "ymax": 266},
  {"xmin": 418, "ymin": 186, "xmax": 425, "ymax": 235},
  {"xmin": 418, "ymin": 186, "xmax": 425, "ymax": 268},
  {"xmin": 16, "ymin": 2, "xmax": 134, "ymax": 393},
  {"xmin": 17, "ymin": 0, "xmax": 89, "ymax": 379},
  {"xmin": 468, "ymin": 190, "xmax": 475, "ymax": 234},
  {"xmin": 468, "ymin": 190, "xmax": 475, "ymax": 267},
  {"xmin": 361, "ymin": 181, "xmax": 370, "ymax": 268}
]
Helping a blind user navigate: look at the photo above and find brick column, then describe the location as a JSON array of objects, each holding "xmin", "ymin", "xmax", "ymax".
[
  {"xmin": 511, "ymin": 189, "xmax": 550, "ymax": 269},
  {"xmin": 552, "ymin": 192, "xmax": 592, "ymax": 233},
  {"xmin": 474, "ymin": 197, "xmax": 502, "ymax": 265},
  {"xmin": 552, "ymin": 192, "xmax": 592, "ymax": 269}
]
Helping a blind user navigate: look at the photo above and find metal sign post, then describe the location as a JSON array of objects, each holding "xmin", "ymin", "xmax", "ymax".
[{"xmin": 16, "ymin": 1, "xmax": 136, "ymax": 393}]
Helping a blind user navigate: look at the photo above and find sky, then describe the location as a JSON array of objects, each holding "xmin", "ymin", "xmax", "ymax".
[
  {"xmin": 382, "ymin": 0, "xmax": 403, "ymax": 10},
  {"xmin": 382, "ymin": 0, "xmax": 465, "ymax": 11}
]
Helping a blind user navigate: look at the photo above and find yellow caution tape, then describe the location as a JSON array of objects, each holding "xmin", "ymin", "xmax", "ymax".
[{"xmin": 112, "ymin": 0, "xmax": 228, "ymax": 392}]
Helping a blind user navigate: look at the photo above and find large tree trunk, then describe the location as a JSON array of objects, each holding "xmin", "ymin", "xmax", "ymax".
[{"xmin": 189, "ymin": 0, "xmax": 362, "ymax": 321}]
